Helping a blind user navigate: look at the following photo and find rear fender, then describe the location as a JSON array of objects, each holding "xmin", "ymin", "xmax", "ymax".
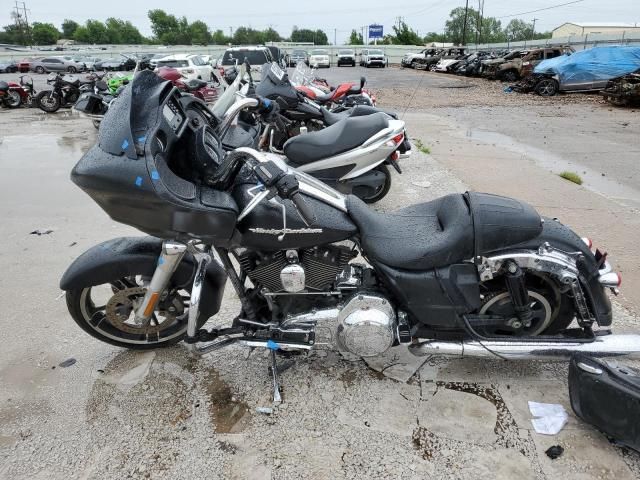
[
  {"xmin": 491, "ymin": 217, "xmax": 613, "ymax": 326},
  {"xmin": 59, "ymin": 237, "xmax": 227, "ymax": 320}
]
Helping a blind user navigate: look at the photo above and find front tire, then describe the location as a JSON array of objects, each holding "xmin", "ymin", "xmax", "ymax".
[
  {"xmin": 35, "ymin": 66, "xmax": 45, "ymax": 74},
  {"xmin": 65, "ymin": 273, "xmax": 200, "ymax": 350},
  {"xmin": 536, "ymin": 78, "xmax": 559, "ymax": 97},
  {"xmin": 35, "ymin": 90, "xmax": 61, "ymax": 112}
]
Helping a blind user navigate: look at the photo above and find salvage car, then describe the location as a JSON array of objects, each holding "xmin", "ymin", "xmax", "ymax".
[
  {"xmin": 602, "ymin": 70, "xmax": 640, "ymax": 106},
  {"xmin": 336, "ymin": 49, "xmax": 356, "ymax": 67},
  {"xmin": 288, "ymin": 49, "xmax": 308, "ymax": 67},
  {"xmin": 485, "ymin": 47, "xmax": 572, "ymax": 82},
  {"xmin": 0, "ymin": 60, "xmax": 18, "ymax": 73},
  {"xmin": 155, "ymin": 54, "xmax": 215, "ymax": 81},
  {"xmin": 361, "ymin": 49, "xmax": 387, "ymax": 68},
  {"xmin": 309, "ymin": 49, "xmax": 331, "ymax": 68},
  {"xmin": 30, "ymin": 57, "xmax": 86, "ymax": 74},
  {"xmin": 221, "ymin": 46, "xmax": 273, "ymax": 73},
  {"xmin": 520, "ymin": 46, "xmax": 640, "ymax": 96},
  {"xmin": 401, "ymin": 48, "xmax": 439, "ymax": 68}
]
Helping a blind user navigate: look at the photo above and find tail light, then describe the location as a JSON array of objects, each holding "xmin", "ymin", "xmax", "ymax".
[{"xmin": 392, "ymin": 133, "xmax": 404, "ymax": 145}]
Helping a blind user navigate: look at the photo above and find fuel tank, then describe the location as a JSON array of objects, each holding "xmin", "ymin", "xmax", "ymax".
[{"xmin": 232, "ymin": 183, "xmax": 357, "ymax": 250}]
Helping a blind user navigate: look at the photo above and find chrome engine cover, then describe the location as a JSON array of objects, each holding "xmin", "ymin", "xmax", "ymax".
[
  {"xmin": 336, "ymin": 293, "xmax": 396, "ymax": 357},
  {"xmin": 280, "ymin": 263, "xmax": 306, "ymax": 292}
]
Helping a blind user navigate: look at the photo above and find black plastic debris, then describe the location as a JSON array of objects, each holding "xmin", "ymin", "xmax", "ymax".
[
  {"xmin": 30, "ymin": 229, "xmax": 53, "ymax": 236},
  {"xmin": 545, "ymin": 445, "xmax": 564, "ymax": 459},
  {"xmin": 59, "ymin": 358, "xmax": 77, "ymax": 368}
]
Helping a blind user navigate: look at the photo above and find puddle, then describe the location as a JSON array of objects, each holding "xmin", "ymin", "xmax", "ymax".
[
  {"xmin": 203, "ymin": 369, "xmax": 250, "ymax": 434},
  {"xmin": 467, "ymin": 129, "xmax": 640, "ymax": 207}
]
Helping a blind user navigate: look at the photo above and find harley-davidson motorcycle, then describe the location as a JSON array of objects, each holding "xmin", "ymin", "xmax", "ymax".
[{"xmin": 61, "ymin": 71, "xmax": 640, "ymax": 402}]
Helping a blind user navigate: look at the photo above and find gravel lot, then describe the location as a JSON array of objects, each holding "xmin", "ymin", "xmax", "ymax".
[{"xmin": 1, "ymin": 67, "xmax": 640, "ymax": 479}]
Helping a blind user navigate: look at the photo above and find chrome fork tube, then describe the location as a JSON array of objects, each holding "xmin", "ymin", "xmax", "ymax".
[
  {"xmin": 134, "ymin": 241, "xmax": 187, "ymax": 325},
  {"xmin": 186, "ymin": 252, "xmax": 211, "ymax": 344}
]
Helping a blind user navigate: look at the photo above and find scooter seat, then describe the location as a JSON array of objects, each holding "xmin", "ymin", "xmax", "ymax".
[
  {"xmin": 284, "ymin": 112, "xmax": 389, "ymax": 165},
  {"xmin": 321, "ymin": 105, "xmax": 398, "ymax": 126},
  {"xmin": 346, "ymin": 192, "xmax": 542, "ymax": 271}
]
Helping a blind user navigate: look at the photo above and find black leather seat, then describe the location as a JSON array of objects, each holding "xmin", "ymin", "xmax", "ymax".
[
  {"xmin": 284, "ymin": 112, "xmax": 389, "ymax": 165},
  {"xmin": 347, "ymin": 192, "xmax": 542, "ymax": 271},
  {"xmin": 321, "ymin": 105, "xmax": 398, "ymax": 126}
]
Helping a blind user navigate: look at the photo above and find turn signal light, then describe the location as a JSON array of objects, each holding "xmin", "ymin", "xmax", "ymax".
[{"xmin": 581, "ymin": 237, "xmax": 593, "ymax": 249}]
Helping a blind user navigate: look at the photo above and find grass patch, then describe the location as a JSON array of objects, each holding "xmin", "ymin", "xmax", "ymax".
[
  {"xmin": 414, "ymin": 139, "xmax": 431, "ymax": 154},
  {"xmin": 559, "ymin": 171, "xmax": 583, "ymax": 185}
]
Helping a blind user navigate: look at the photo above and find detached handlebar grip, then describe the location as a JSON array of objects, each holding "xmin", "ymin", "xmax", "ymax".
[{"xmin": 291, "ymin": 193, "xmax": 316, "ymax": 226}]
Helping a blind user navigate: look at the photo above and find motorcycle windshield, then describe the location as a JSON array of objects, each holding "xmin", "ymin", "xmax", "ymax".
[
  {"xmin": 290, "ymin": 63, "xmax": 316, "ymax": 87},
  {"xmin": 98, "ymin": 70, "xmax": 172, "ymax": 160},
  {"xmin": 255, "ymin": 63, "xmax": 298, "ymax": 106}
]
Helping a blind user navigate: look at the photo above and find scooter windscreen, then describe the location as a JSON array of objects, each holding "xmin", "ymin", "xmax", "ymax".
[{"xmin": 255, "ymin": 63, "xmax": 299, "ymax": 107}]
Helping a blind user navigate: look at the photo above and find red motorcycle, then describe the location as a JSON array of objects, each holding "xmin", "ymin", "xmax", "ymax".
[
  {"xmin": 0, "ymin": 75, "xmax": 35, "ymax": 108},
  {"xmin": 156, "ymin": 67, "xmax": 219, "ymax": 103}
]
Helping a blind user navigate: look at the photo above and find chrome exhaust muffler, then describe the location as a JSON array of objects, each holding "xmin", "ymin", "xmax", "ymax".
[{"xmin": 408, "ymin": 334, "xmax": 640, "ymax": 361}]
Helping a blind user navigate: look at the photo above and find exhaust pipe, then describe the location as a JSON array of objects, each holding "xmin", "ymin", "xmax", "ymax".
[{"xmin": 408, "ymin": 334, "xmax": 640, "ymax": 361}]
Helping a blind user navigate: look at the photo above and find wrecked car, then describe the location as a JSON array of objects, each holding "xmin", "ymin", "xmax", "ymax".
[
  {"xmin": 484, "ymin": 47, "xmax": 573, "ymax": 82},
  {"xmin": 529, "ymin": 46, "xmax": 640, "ymax": 96},
  {"xmin": 401, "ymin": 48, "xmax": 439, "ymax": 69},
  {"xmin": 602, "ymin": 70, "xmax": 640, "ymax": 106}
]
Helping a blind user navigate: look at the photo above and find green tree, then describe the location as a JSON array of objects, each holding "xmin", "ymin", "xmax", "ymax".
[
  {"xmin": 423, "ymin": 31, "xmax": 448, "ymax": 44},
  {"xmin": 31, "ymin": 22, "xmax": 60, "ymax": 45},
  {"xmin": 477, "ymin": 17, "xmax": 505, "ymax": 43},
  {"xmin": 189, "ymin": 20, "xmax": 210, "ymax": 45},
  {"xmin": 0, "ymin": 24, "xmax": 21, "ymax": 44},
  {"xmin": 233, "ymin": 27, "xmax": 263, "ymax": 44},
  {"xmin": 445, "ymin": 6, "xmax": 478, "ymax": 44},
  {"xmin": 211, "ymin": 29, "xmax": 231, "ymax": 45},
  {"xmin": 391, "ymin": 21, "xmax": 422, "ymax": 45},
  {"xmin": 348, "ymin": 29, "xmax": 363, "ymax": 45},
  {"xmin": 290, "ymin": 27, "xmax": 328, "ymax": 45},
  {"xmin": 148, "ymin": 9, "xmax": 180, "ymax": 44},
  {"xmin": 262, "ymin": 27, "xmax": 281, "ymax": 42},
  {"xmin": 61, "ymin": 19, "xmax": 79, "ymax": 39},
  {"xmin": 504, "ymin": 19, "xmax": 532, "ymax": 42},
  {"xmin": 104, "ymin": 18, "xmax": 144, "ymax": 44}
]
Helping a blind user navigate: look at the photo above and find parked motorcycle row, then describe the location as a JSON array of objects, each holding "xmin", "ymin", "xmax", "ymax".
[{"xmin": 406, "ymin": 44, "xmax": 640, "ymax": 106}]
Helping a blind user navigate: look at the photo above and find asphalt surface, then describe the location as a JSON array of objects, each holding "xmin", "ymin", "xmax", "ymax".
[{"xmin": 1, "ymin": 67, "xmax": 640, "ymax": 479}]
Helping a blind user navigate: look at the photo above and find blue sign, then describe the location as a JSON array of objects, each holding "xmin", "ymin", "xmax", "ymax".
[{"xmin": 369, "ymin": 24, "xmax": 383, "ymax": 39}]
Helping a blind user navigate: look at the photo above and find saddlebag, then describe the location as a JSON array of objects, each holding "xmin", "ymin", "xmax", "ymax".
[
  {"xmin": 74, "ymin": 93, "xmax": 104, "ymax": 115},
  {"xmin": 569, "ymin": 353, "xmax": 640, "ymax": 451}
]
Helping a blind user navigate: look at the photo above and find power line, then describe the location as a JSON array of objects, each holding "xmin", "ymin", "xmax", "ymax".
[{"xmin": 496, "ymin": 0, "xmax": 585, "ymax": 19}]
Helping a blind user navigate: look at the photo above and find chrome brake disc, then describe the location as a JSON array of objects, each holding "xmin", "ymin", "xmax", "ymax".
[{"xmin": 105, "ymin": 287, "xmax": 181, "ymax": 335}]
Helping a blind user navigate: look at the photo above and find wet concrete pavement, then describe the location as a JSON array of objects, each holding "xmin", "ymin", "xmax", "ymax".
[{"xmin": 1, "ymin": 70, "xmax": 640, "ymax": 479}]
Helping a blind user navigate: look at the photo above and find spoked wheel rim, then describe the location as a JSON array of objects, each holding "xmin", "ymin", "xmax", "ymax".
[
  {"xmin": 39, "ymin": 94, "xmax": 59, "ymax": 110},
  {"xmin": 6, "ymin": 91, "xmax": 21, "ymax": 107},
  {"xmin": 77, "ymin": 277, "xmax": 192, "ymax": 345},
  {"xmin": 479, "ymin": 290, "xmax": 553, "ymax": 336},
  {"xmin": 537, "ymin": 79, "xmax": 557, "ymax": 96}
]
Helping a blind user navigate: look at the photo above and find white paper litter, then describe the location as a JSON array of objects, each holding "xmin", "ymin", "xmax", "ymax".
[{"xmin": 528, "ymin": 401, "xmax": 569, "ymax": 435}]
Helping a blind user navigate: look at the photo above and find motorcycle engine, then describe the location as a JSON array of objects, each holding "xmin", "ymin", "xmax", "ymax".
[{"xmin": 336, "ymin": 293, "xmax": 396, "ymax": 357}]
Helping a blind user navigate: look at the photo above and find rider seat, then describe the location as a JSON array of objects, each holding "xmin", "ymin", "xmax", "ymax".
[
  {"xmin": 185, "ymin": 79, "xmax": 207, "ymax": 91},
  {"xmin": 321, "ymin": 105, "xmax": 397, "ymax": 126},
  {"xmin": 346, "ymin": 192, "xmax": 542, "ymax": 270},
  {"xmin": 283, "ymin": 112, "xmax": 389, "ymax": 165}
]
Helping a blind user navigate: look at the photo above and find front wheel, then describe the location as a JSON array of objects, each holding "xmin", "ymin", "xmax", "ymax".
[
  {"xmin": 535, "ymin": 78, "xmax": 559, "ymax": 97},
  {"xmin": 429, "ymin": 64, "xmax": 437, "ymax": 72},
  {"xmin": 67, "ymin": 66, "xmax": 77, "ymax": 73},
  {"xmin": 35, "ymin": 90, "xmax": 61, "ymax": 112},
  {"xmin": 65, "ymin": 273, "xmax": 198, "ymax": 350}
]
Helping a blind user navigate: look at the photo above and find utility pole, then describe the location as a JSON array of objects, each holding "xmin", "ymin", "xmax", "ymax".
[
  {"xmin": 21, "ymin": 2, "xmax": 31, "ymax": 46},
  {"xmin": 461, "ymin": 0, "xmax": 469, "ymax": 46},
  {"xmin": 334, "ymin": 28, "xmax": 337, "ymax": 46},
  {"xmin": 532, "ymin": 18, "xmax": 538, "ymax": 41}
]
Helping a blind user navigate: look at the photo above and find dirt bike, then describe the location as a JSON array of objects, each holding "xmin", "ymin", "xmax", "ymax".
[{"xmin": 60, "ymin": 71, "xmax": 638, "ymax": 404}]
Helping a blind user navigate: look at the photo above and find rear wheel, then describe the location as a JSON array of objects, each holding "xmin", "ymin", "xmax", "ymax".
[
  {"xmin": 355, "ymin": 164, "xmax": 392, "ymax": 204},
  {"xmin": 35, "ymin": 66, "xmax": 45, "ymax": 74},
  {"xmin": 5, "ymin": 90, "xmax": 22, "ymax": 108},
  {"xmin": 67, "ymin": 66, "xmax": 77, "ymax": 73},
  {"xmin": 66, "ymin": 273, "xmax": 199, "ymax": 350},
  {"xmin": 479, "ymin": 272, "xmax": 575, "ymax": 336},
  {"xmin": 429, "ymin": 64, "xmax": 437, "ymax": 72}
]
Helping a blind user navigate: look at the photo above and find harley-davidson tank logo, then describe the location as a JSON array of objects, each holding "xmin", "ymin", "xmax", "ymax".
[{"xmin": 249, "ymin": 227, "xmax": 323, "ymax": 235}]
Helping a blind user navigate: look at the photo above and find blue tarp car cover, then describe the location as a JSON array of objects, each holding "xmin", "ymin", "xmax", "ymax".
[{"xmin": 534, "ymin": 46, "xmax": 640, "ymax": 84}]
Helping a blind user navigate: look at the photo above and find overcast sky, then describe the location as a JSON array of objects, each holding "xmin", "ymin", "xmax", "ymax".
[{"xmin": 2, "ymin": 0, "xmax": 639, "ymax": 43}]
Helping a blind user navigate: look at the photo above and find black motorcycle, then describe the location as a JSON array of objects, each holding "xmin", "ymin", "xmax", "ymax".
[
  {"xmin": 60, "ymin": 71, "xmax": 637, "ymax": 401},
  {"xmin": 34, "ymin": 72, "xmax": 95, "ymax": 113}
]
